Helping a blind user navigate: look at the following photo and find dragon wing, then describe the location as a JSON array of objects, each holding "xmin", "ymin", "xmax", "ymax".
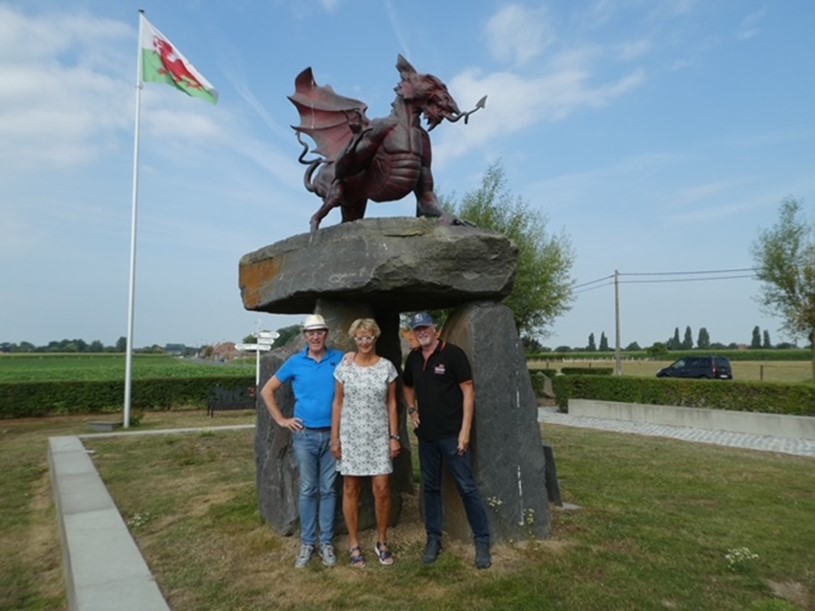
[{"xmin": 288, "ymin": 67, "xmax": 370, "ymax": 162}]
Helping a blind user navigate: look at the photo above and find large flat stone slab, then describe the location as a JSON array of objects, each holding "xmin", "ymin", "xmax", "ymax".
[{"xmin": 239, "ymin": 217, "xmax": 517, "ymax": 313}]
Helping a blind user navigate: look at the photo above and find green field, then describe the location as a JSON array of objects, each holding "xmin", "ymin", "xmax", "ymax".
[
  {"xmin": 0, "ymin": 353, "xmax": 254, "ymax": 383},
  {"xmin": 529, "ymin": 358, "xmax": 814, "ymax": 384}
]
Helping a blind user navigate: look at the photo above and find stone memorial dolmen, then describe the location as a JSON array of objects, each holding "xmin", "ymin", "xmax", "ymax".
[{"xmin": 240, "ymin": 217, "xmax": 551, "ymax": 541}]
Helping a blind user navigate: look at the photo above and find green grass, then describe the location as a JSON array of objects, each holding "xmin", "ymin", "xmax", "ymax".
[
  {"xmin": 0, "ymin": 353, "xmax": 254, "ymax": 383},
  {"xmin": 5, "ymin": 412, "xmax": 813, "ymax": 609}
]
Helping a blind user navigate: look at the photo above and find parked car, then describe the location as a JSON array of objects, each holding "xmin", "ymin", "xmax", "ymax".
[{"xmin": 656, "ymin": 356, "xmax": 733, "ymax": 380}]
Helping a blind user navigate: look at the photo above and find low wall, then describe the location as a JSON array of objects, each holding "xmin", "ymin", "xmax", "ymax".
[{"xmin": 568, "ymin": 399, "xmax": 815, "ymax": 441}]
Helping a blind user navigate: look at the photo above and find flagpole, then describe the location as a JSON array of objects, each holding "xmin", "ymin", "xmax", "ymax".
[{"xmin": 124, "ymin": 9, "xmax": 146, "ymax": 428}]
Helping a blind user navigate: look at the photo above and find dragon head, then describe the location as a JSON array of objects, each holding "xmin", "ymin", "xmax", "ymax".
[{"xmin": 395, "ymin": 55, "xmax": 461, "ymax": 131}]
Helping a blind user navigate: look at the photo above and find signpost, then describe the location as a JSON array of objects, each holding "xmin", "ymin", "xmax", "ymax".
[{"xmin": 237, "ymin": 330, "xmax": 279, "ymax": 386}]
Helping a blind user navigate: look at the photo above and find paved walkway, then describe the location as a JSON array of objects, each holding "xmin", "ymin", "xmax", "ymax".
[
  {"xmin": 49, "ymin": 424, "xmax": 254, "ymax": 611},
  {"xmin": 538, "ymin": 407, "xmax": 815, "ymax": 458}
]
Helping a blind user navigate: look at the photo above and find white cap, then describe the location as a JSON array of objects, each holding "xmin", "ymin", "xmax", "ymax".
[{"xmin": 302, "ymin": 314, "xmax": 328, "ymax": 331}]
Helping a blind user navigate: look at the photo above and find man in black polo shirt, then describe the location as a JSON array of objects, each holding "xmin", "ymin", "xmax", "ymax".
[{"xmin": 403, "ymin": 312, "xmax": 491, "ymax": 569}]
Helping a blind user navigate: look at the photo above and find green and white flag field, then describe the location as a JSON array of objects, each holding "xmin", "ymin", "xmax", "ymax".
[{"xmin": 140, "ymin": 16, "xmax": 218, "ymax": 105}]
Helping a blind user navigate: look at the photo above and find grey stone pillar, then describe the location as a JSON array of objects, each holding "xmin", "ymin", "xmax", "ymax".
[{"xmin": 440, "ymin": 302, "xmax": 551, "ymax": 541}]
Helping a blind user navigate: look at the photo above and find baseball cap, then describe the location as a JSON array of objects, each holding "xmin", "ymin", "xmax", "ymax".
[{"xmin": 411, "ymin": 311, "xmax": 435, "ymax": 330}]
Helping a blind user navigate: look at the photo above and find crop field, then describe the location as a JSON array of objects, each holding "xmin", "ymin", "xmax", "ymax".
[
  {"xmin": 529, "ymin": 358, "xmax": 814, "ymax": 384},
  {"xmin": 0, "ymin": 353, "xmax": 254, "ymax": 383}
]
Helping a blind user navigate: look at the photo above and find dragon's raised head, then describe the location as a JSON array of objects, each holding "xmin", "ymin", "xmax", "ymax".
[{"xmin": 395, "ymin": 55, "xmax": 461, "ymax": 131}]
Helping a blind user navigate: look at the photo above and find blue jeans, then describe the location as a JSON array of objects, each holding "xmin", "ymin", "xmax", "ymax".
[
  {"xmin": 292, "ymin": 429, "xmax": 337, "ymax": 546},
  {"xmin": 419, "ymin": 436, "xmax": 490, "ymax": 544}
]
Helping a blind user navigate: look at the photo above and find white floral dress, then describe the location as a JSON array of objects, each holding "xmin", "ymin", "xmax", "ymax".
[{"xmin": 334, "ymin": 356, "xmax": 398, "ymax": 476}]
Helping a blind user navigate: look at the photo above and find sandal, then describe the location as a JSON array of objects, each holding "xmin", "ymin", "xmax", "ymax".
[
  {"xmin": 375, "ymin": 541, "xmax": 395, "ymax": 566},
  {"xmin": 349, "ymin": 546, "xmax": 367, "ymax": 568}
]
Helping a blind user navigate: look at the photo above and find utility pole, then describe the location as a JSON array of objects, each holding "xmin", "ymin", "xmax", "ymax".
[{"xmin": 614, "ymin": 269, "xmax": 622, "ymax": 375}]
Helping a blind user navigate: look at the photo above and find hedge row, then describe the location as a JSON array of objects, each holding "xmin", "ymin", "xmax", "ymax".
[
  {"xmin": 549, "ymin": 374, "xmax": 815, "ymax": 416},
  {"xmin": 0, "ymin": 376, "xmax": 255, "ymax": 419},
  {"xmin": 528, "ymin": 349, "xmax": 812, "ymax": 362}
]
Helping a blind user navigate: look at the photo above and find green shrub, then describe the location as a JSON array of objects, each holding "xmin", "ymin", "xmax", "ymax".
[
  {"xmin": 0, "ymin": 376, "xmax": 255, "ymax": 419},
  {"xmin": 560, "ymin": 367, "xmax": 613, "ymax": 376},
  {"xmin": 549, "ymin": 375, "xmax": 815, "ymax": 416}
]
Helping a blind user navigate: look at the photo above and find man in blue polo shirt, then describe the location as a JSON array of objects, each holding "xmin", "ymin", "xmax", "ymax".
[
  {"xmin": 403, "ymin": 311, "xmax": 492, "ymax": 569},
  {"xmin": 260, "ymin": 314, "xmax": 344, "ymax": 568}
]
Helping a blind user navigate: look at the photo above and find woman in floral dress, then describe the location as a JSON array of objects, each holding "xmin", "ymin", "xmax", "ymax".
[{"xmin": 331, "ymin": 318, "xmax": 400, "ymax": 567}]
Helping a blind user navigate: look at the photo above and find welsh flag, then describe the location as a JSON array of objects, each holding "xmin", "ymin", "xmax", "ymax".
[{"xmin": 140, "ymin": 16, "xmax": 218, "ymax": 105}]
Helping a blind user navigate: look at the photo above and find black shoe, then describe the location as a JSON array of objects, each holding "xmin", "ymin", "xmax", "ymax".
[
  {"xmin": 422, "ymin": 538, "xmax": 442, "ymax": 564},
  {"xmin": 475, "ymin": 541, "xmax": 491, "ymax": 569}
]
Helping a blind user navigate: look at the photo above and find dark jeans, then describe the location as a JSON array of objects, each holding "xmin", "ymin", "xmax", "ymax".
[{"xmin": 418, "ymin": 436, "xmax": 490, "ymax": 544}]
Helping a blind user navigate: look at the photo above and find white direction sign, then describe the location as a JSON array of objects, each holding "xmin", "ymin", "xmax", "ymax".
[{"xmin": 235, "ymin": 343, "xmax": 272, "ymax": 352}]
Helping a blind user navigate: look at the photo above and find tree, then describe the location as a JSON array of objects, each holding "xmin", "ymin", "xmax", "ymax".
[
  {"xmin": 115, "ymin": 336, "xmax": 127, "ymax": 352},
  {"xmin": 647, "ymin": 342, "xmax": 668, "ymax": 359},
  {"xmin": 443, "ymin": 161, "xmax": 575, "ymax": 338},
  {"xmin": 667, "ymin": 327, "xmax": 681, "ymax": 350},
  {"xmin": 89, "ymin": 340, "xmax": 104, "ymax": 353},
  {"xmin": 624, "ymin": 341, "xmax": 641, "ymax": 351},
  {"xmin": 750, "ymin": 326, "xmax": 762, "ymax": 349},
  {"xmin": 682, "ymin": 326, "xmax": 693, "ymax": 350},
  {"xmin": 599, "ymin": 332, "xmax": 609, "ymax": 351},
  {"xmin": 751, "ymin": 198, "xmax": 815, "ymax": 378},
  {"xmin": 762, "ymin": 330, "xmax": 772, "ymax": 349},
  {"xmin": 587, "ymin": 333, "xmax": 597, "ymax": 352},
  {"xmin": 697, "ymin": 327, "xmax": 710, "ymax": 349}
]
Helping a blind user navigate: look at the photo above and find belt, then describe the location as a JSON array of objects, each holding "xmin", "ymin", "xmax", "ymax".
[{"xmin": 304, "ymin": 426, "xmax": 331, "ymax": 432}]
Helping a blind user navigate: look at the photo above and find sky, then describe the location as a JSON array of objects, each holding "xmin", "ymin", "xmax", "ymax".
[{"xmin": 2, "ymin": 0, "xmax": 814, "ymax": 351}]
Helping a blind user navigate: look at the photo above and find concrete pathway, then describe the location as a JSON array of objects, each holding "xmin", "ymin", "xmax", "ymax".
[
  {"xmin": 538, "ymin": 407, "xmax": 815, "ymax": 458},
  {"xmin": 49, "ymin": 424, "xmax": 253, "ymax": 611}
]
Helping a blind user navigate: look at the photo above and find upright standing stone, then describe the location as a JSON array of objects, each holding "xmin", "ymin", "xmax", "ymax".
[{"xmin": 441, "ymin": 302, "xmax": 551, "ymax": 540}]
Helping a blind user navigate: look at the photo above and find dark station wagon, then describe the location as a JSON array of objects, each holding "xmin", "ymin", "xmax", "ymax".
[{"xmin": 656, "ymin": 356, "xmax": 733, "ymax": 380}]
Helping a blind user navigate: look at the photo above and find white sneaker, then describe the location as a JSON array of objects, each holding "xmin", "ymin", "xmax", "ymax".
[
  {"xmin": 295, "ymin": 544, "xmax": 314, "ymax": 568},
  {"xmin": 320, "ymin": 543, "xmax": 337, "ymax": 567}
]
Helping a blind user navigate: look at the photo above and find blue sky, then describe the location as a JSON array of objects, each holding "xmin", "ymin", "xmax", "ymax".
[{"xmin": 1, "ymin": 0, "xmax": 813, "ymax": 350}]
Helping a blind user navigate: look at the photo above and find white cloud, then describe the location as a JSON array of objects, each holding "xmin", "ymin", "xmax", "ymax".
[
  {"xmin": 485, "ymin": 4, "xmax": 553, "ymax": 65},
  {"xmin": 434, "ymin": 65, "xmax": 646, "ymax": 165},
  {"xmin": 615, "ymin": 38, "xmax": 652, "ymax": 61},
  {"xmin": 736, "ymin": 9, "xmax": 765, "ymax": 41},
  {"xmin": 0, "ymin": 7, "xmax": 133, "ymax": 171}
]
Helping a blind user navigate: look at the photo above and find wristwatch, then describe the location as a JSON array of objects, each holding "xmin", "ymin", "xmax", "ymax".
[
  {"xmin": 389, "ymin": 434, "xmax": 400, "ymax": 441},
  {"xmin": 407, "ymin": 407, "xmax": 417, "ymax": 415}
]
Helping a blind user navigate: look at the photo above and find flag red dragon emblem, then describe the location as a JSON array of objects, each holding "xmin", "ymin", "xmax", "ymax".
[{"xmin": 153, "ymin": 37, "xmax": 205, "ymax": 92}]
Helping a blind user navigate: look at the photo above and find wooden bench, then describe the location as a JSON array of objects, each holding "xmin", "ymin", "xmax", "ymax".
[{"xmin": 207, "ymin": 385, "xmax": 256, "ymax": 417}]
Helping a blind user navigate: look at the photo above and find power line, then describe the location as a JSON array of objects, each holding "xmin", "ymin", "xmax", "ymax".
[
  {"xmin": 574, "ymin": 281, "xmax": 615, "ymax": 295},
  {"xmin": 571, "ymin": 268, "xmax": 758, "ymax": 290},
  {"xmin": 621, "ymin": 267, "xmax": 757, "ymax": 277},
  {"xmin": 571, "ymin": 274, "xmax": 614, "ymax": 290},
  {"xmin": 621, "ymin": 274, "xmax": 757, "ymax": 285}
]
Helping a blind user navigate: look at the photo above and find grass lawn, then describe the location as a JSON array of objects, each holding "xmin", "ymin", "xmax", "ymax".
[{"xmin": 3, "ymin": 410, "xmax": 813, "ymax": 610}]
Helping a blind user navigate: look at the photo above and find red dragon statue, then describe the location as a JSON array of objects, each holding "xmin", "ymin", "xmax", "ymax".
[{"xmin": 289, "ymin": 55, "xmax": 486, "ymax": 231}]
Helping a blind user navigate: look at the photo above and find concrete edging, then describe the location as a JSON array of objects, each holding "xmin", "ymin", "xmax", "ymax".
[
  {"xmin": 48, "ymin": 435, "xmax": 170, "ymax": 611},
  {"xmin": 568, "ymin": 399, "xmax": 815, "ymax": 440}
]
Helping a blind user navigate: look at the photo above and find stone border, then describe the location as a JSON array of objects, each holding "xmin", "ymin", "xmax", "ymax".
[
  {"xmin": 48, "ymin": 425, "xmax": 254, "ymax": 611},
  {"xmin": 568, "ymin": 399, "xmax": 815, "ymax": 440},
  {"xmin": 48, "ymin": 435, "xmax": 170, "ymax": 611}
]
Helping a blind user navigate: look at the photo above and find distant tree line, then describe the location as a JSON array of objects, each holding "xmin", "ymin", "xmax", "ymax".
[
  {"xmin": 0, "ymin": 337, "xmax": 199, "ymax": 355},
  {"xmin": 544, "ymin": 325, "xmax": 801, "ymax": 354}
]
